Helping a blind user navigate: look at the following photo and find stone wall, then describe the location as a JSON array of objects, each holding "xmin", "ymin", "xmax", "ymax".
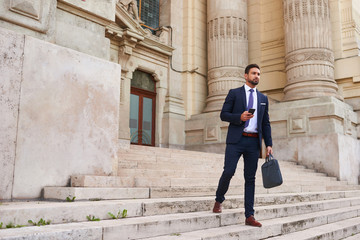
[
  {"xmin": 0, "ymin": 28, "xmax": 121, "ymax": 200},
  {"xmin": 0, "ymin": 27, "xmax": 24, "ymax": 200},
  {"xmin": 270, "ymin": 96, "xmax": 359, "ymax": 184},
  {"xmin": 182, "ymin": 0, "xmax": 208, "ymax": 118}
]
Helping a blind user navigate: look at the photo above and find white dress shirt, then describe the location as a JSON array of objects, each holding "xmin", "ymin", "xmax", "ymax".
[{"xmin": 244, "ymin": 84, "xmax": 258, "ymax": 133}]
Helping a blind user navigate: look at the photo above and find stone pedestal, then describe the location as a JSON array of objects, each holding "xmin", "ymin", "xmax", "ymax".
[
  {"xmin": 185, "ymin": 112, "xmax": 227, "ymax": 153},
  {"xmin": 270, "ymin": 97, "xmax": 359, "ymax": 184}
]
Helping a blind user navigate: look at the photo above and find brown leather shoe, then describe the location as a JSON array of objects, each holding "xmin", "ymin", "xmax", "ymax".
[
  {"xmin": 212, "ymin": 201, "xmax": 222, "ymax": 213},
  {"xmin": 245, "ymin": 215, "xmax": 262, "ymax": 227}
]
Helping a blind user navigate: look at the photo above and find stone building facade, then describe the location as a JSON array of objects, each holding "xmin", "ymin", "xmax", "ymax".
[{"xmin": 0, "ymin": 0, "xmax": 359, "ymax": 200}]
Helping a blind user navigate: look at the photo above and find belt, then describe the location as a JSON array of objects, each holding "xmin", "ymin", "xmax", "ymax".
[{"xmin": 242, "ymin": 132, "xmax": 259, "ymax": 138}]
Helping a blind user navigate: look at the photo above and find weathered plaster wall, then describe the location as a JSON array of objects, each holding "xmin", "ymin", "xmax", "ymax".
[
  {"xmin": 0, "ymin": 28, "xmax": 121, "ymax": 199},
  {"xmin": 0, "ymin": 27, "xmax": 24, "ymax": 200}
]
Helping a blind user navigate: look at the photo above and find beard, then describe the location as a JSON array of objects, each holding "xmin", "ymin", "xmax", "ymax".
[{"xmin": 248, "ymin": 78, "xmax": 259, "ymax": 86}]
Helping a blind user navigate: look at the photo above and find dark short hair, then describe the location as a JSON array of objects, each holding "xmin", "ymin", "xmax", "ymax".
[{"xmin": 245, "ymin": 64, "xmax": 260, "ymax": 74}]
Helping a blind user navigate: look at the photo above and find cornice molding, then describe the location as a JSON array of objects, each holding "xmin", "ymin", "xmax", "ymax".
[{"xmin": 57, "ymin": 0, "xmax": 112, "ymax": 26}]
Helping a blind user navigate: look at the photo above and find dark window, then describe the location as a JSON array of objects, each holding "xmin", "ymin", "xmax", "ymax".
[
  {"xmin": 131, "ymin": 70, "xmax": 155, "ymax": 92},
  {"xmin": 137, "ymin": 0, "xmax": 160, "ymax": 31}
]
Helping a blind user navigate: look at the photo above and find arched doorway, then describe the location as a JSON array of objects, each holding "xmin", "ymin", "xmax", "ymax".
[{"xmin": 129, "ymin": 70, "xmax": 156, "ymax": 146}]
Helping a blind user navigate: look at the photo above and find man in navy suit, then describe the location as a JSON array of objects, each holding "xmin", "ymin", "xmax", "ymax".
[{"xmin": 212, "ymin": 64, "xmax": 273, "ymax": 227}]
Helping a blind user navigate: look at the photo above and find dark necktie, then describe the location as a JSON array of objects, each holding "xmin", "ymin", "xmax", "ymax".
[{"xmin": 245, "ymin": 89, "xmax": 254, "ymax": 128}]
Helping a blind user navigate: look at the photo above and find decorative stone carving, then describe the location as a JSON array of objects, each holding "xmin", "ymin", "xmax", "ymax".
[
  {"xmin": 208, "ymin": 17, "xmax": 247, "ymax": 41},
  {"xmin": 208, "ymin": 68, "xmax": 244, "ymax": 80},
  {"xmin": 283, "ymin": 0, "xmax": 340, "ymax": 101},
  {"xmin": 204, "ymin": 126, "xmax": 219, "ymax": 142},
  {"xmin": 288, "ymin": 116, "xmax": 308, "ymax": 135},
  {"xmin": 207, "ymin": 68, "xmax": 243, "ymax": 95},
  {"xmin": 0, "ymin": 0, "xmax": 56, "ymax": 33},
  {"xmin": 157, "ymin": 27, "xmax": 170, "ymax": 45},
  {"xmin": 10, "ymin": 0, "xmax": 41, "ymax": 19},
  {"xmin": 204, "ymin": 0, "xmax": 248, "ymax": 112},
  {"xmin": 118, "ymin": 45, "xmax": 132, "ymax": 73},
  {"xmin": 118, "ymin": 0, "xmax": 144, "ymax": 24},
  {"xmin": 344, "ymin": 109, "xmax": 352, "ymax": 135},
  {"xmin": 339, "ymin": 5, "xmax": 360, "ymax": 57},
  {"xmin": 285, "ymin": 49, "xmax": 334, "ymax": 67},
  {"xmin": 117, "ymin": 30, "xmax": 143, "ymax": 72}
]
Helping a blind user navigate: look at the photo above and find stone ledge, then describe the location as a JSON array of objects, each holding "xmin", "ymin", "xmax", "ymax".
[{"xmin": 43, "ymin": 187, "xmax": 150, "ymax": 201}]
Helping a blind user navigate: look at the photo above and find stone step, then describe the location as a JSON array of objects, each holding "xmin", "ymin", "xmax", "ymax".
[
  {"xmin": 118, "ymin": 152, "xmax": 222, "ymax": 163},
  {"xmin": 45, "ymin": 177, "xmax": 360, "ymax": 200},
  {"xmin": 118, "ymin": 155, "xmax": 304, "ymax": 168},
  {"xmin": 120, "ymin": 146, "xmax": 323, "ymax": 176},
  {"xmin": 0, "ymin": 222, "xmax": 102, "ymax": 240},
  {"xmin": 148, "ymin": 185, "xmax": 306, "ymax": 198},
  {"xmin": 69, "ymin": 171, "xmax": 337, "ymax": 189},
  {"xmin": 43, "ymin": 187, "xmax": 149, "ymax": 201},
  {"xmin": 150, "ymin": 183, "xmax": 360, "ymax": 198},
  {"xmin": 43, "ymin": 185, "xmax": 245, "ymax": 200},
  {"xmin": 124, "ymin": 146, "xmax": 315, "ymax": 172},
  {"xmin": 71, "ymin": 175, "xmax": 134, "ymax": 187},
  {"xmin": 1, "ymin": 196, "xmax": 360, "ymax": 240},
  {"xmin": 118, "ymin": 159, "xmax": 220, "ymax": 171},
  {"xmin": 119, "ymin": 151, "xmax": 302, "ymax": 165},
  {"xmin": 116, "ymin": 168, "xmax": 335, "ymax": 180},
  {"xmin": 265, "ymin": 216, "xmax": 360, "ymax": 239},
  {"xmin": 142, "ymin": 192, "xmax": 360, "ymax": 217},
  {"xmin": 139, "ymin": 206, "xmax": 360, "ymax": 240},
  {"xmin": 2, "ymin": 191, "xmax": 358, "ymax": 228},
  {"xmin": 134, "ymin": 176, "xmax": 348, "ymax": 188},
  {"xmin": 125, "ymin": 145, "xmax": 225, "ymax": 158},
  {"xmin": 118, "ymin": 160, "xmax": 330, "ymax": 179},
  {"xmin": 342, "ymin": 232, "xmax": 360, "ymax": 240},
  {"xmin": 0, "ymin": 200, "xmax": 143, "ymax": 227}
]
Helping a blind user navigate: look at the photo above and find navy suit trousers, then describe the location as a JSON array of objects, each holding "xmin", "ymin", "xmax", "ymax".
[{"xmin": 215, "ymin": 135, "xmax": 260, "ymax": 218}]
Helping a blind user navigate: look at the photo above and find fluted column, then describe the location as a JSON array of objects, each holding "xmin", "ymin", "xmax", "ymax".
[
  {"xmin": 283, "ymin": 0, "xmax": 341, "ymax": 101},
  {"xmin": 204, "ymin": 0, "xmax": 248, "ymax": 112}
]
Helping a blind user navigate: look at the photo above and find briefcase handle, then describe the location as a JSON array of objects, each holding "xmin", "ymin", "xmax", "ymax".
[{"xmin": 265, "ymin": 154, "xmax": 274, "ymax": 162}]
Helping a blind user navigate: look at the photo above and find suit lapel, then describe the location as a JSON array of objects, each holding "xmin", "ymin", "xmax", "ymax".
[
  {"xmin": 257, "ymin": 91, "xmax": 261, "ymax": 114},
  {"xmin": 257, "ymin": 91, "xmax": 263, "ymax": 129},
  {"xmin": 240, "ymin": 86, "xmax": 246, "ymax": 110}
]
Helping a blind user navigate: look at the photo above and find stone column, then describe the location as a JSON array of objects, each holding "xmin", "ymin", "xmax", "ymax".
[
  {"xmin": 204, "ymin": 0, "xmax": 248, "ymax": 112},
  {"xmin": 283, "ymin": 0, "xmax": 340, "ymax": 101}
]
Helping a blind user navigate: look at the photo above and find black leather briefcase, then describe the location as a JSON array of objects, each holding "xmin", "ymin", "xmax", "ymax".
[{"xmin": 261, "ymin": 154, "xmax": 283, "ymax": 188}]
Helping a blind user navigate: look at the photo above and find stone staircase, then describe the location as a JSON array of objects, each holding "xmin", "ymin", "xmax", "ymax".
[{"xmin": 1, "ymin": 145, "xmax": 360, "ymax": 239}]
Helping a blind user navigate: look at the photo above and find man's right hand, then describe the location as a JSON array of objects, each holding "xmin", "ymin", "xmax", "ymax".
[{"xmin": 241, "ymin": 111, "xmax": 254, "ymax": 122}]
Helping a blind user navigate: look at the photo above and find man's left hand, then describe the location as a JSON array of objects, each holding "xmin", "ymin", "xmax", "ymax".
[{"xmin": 266, "ymin": 146, "xmax": 273, "ymax": 156}]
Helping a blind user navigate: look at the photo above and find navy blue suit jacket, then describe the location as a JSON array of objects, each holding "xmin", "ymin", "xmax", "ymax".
[{"xmin": 220, "ymin": 85, "xmax": 272, "ymax": 148}]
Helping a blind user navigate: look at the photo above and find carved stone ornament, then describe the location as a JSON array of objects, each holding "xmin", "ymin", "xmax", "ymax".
[
  {"xmin": 10, "ymin": 0, "xmax": 41, "ymax": 19},
  {"xmin": 344, "ymin": 110, "xmax": 353, "ymax": 136},
  {"xmin": 284, "ymin": 0, "xmax": 328, "ymax": 22},
  {"xmin": 0, "ymin": 0, "xmax": 56, "ymax": 33},
  {"xmin": 204, "ymin": 126, "xmax": 219, "ymax": 142},
  {"xmin": 208, "ymin": 69, "xmax": 244, "ymax": 81},
  {"xmin": 208, "ymin": 17, "xmax": 247, "ymax": 41},
  {"xmin": 288, "ymin": 116, "xmax": 308, "ymax": 135},
  {"xmin": 285, "ymin": 49, "xmax": 334, "ymax": 67},
  {"xmin": 118, "ymin": 0, "xmax": 144, "ymax": 24}
]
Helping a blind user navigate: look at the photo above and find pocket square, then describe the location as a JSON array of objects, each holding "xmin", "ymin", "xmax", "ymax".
[{"xmin": 261, "ymin": 103, "xmax": 266, "ymax": 105}]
